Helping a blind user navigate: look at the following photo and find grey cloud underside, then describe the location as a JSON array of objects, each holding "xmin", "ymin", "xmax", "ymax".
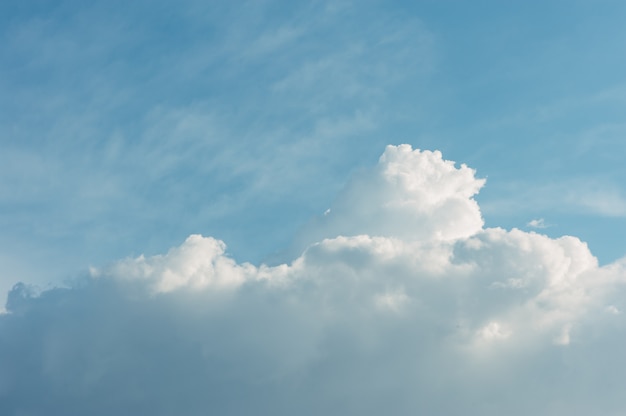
[{"xmin": 2, "ymin": 146, "xmax": 626, "ymax": 415}]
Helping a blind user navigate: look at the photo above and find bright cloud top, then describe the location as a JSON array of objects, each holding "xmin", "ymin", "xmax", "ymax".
[
  {"xmin": 2, "ymin": 145, "xmax": 626, "ymax": 415},
  {"xmin": 303, "ymin": 144, "xmax": 486, "ymax": 245}
]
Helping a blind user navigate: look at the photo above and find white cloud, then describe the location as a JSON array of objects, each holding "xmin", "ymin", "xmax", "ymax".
[
  {"xmin": 296, "ymin": 145, "xmax": 486, "ymax": 250},
  {"xmin": 527, "ymin": 218, "xmax": 548, "ymax": 228},
  {"xmin": 2, "ymin": 145, "xmax": 626, "ymax": 415}
]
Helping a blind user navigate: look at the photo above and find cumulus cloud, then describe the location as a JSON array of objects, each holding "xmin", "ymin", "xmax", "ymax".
[
  {"xmin": 2, "ymin": 145, "xmax": 626, "ymax": 415},
  {"xmin": 298, "ymin": 144, "xmax": 486, "ymax": 249}
]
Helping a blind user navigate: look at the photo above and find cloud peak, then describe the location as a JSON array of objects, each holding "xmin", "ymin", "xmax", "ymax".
[{"xmin": 300, "ymin": 145, "xmax": 486, "ymax": 248}]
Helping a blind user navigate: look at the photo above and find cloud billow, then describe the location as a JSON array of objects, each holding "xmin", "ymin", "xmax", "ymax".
[{"xmin": 2, "ymin": 145, "xmax": 626, "ymax": 415}]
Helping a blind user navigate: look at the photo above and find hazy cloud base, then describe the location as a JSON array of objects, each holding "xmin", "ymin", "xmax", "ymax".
[{"xmin": 2, "ymin": 145, "xmax": 626, "ymax": 415}]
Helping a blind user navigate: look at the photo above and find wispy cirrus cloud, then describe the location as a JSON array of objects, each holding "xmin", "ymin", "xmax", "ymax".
[
  {"xmin": 0, "ymin": 0, "xmax": 440, "ymax": 299},
  {"xmin": 481, "ymin": 179, "xmax": 626, "ymax": 218}
]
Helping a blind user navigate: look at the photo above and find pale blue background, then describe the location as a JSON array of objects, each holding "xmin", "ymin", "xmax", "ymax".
[{"xmin": 2, "ymin": 0, "xmax": 625, "ymax": 295}]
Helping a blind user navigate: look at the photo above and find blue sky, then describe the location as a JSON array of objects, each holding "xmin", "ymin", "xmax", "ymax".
[
  {"xmin": 2, "ymin": 1, "xmax": 626, "ymax": 413},
  {"xmin": 2, "ymin": 0, "xmax": 625, "ymax": 289}
]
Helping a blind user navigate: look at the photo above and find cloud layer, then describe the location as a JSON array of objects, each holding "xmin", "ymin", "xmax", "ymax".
[{"xmin": 2, "ymin": 145, "xmax": 626, "ymax": 415}]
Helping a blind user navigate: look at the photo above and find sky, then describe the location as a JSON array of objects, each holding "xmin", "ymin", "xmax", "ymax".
[{"xmin": 1, "ymin": 0, "xmax": 626, "ymax": 414}]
